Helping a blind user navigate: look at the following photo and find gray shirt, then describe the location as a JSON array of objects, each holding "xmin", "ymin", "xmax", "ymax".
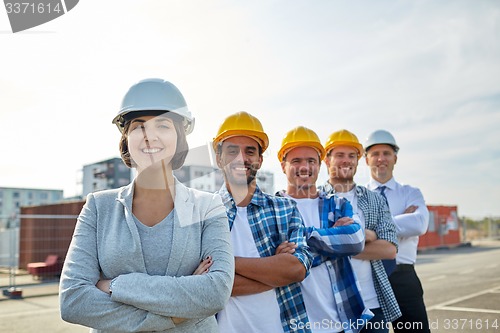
[{"xmin": 134, "ymin": 211, "xmax": 174, "ymax": 276}]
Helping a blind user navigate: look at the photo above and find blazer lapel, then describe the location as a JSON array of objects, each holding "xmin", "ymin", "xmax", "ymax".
[
  {"xmin": 118, "ymin": 183, "xmax": 148, "ymax": 272},
  {"xmin": 166, "ymin": 179, "xmax": 193, "ymax": 276}
]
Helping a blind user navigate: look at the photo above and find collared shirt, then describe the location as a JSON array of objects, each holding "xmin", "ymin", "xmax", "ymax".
[
  {"xmin": 323, "ymin": 182, "xmax": 402, "ymax": 323},
  {"xmin": 277, "ymin": 190, "xmax": 373, "ymax": 333},
  {"xmin": 218, "ymin": 184, "xmax": 313, "ymax": 333},
  {"xmin": 366, "ymin": 177, "xmax": 429, "ymax": 265}
]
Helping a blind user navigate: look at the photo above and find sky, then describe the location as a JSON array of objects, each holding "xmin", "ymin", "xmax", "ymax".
[{"xmin": 1, "ymin": 0, "xmax": 499, "ymax": 218}]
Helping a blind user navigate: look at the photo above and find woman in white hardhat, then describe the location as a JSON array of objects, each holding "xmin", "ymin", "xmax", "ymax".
[{"xmin": 60, "ymin": 79, "xmax": 234, "ymax": 333}]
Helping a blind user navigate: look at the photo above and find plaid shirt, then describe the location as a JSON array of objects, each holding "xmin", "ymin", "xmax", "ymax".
[
  {"xmin": 323, "ymin": 182, "xmax": 402, "ymax": 322},
  {"xmin": 218, "ymin": 184, "xmax": 313, "ymax": 333},
  {"xmin": 277, "ymin": 190, "xmax": 373, "ymax": 333}
]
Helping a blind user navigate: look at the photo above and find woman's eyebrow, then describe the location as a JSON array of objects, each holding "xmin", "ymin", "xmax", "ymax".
[
  {"xmin": 155, "ymin": 117, "xmax": 174, "ymax": 123},
  {"xmin": 131, "ymin": 117, "xmax": 173, "ymax": 125}
]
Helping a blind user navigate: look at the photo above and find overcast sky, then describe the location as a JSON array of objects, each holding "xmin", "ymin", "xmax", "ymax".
[{"xmin": 1, "ymin": 0, "xmax": 499, "ymax": 218}]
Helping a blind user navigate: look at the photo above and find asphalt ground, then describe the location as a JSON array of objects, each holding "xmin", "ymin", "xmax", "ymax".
[
  {"xmin": 1, "ymin": 239, "xmax": 499, "ymax": 333},
  {"xmin": 0, "ymin": 274, "xmax": 85, "ymax": 332},
  {"xmin": 417, "ymin": 239, "xmax": 500, "ymax": 333}
]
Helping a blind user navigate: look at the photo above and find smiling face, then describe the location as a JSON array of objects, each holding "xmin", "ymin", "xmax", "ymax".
[
  {"xmin": 216, "ymin": 136, "xmax": 263, "ymax": 187},
  {"xmin": 365, "ymin": 144, "xmax": 397, "ymax": 183},
  {"xmin": 126, "ymin": 115, "xmax": 178, "ymax": 172},
  {"xmin": 281, "ymin": 146, "xmax": 320, "ymax": 197},
  {"xmin": 324, "ymin": 145, "xmax": 359, "ymax": 184}
]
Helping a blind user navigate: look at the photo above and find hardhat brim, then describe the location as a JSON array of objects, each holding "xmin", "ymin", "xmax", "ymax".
[
  {"xmin": 278, "ymin": 142, "xmax": 325, "ymax": 161},
  {"xmin": 112, "ymin": 108, "xmax": 194, "ymax": 135},
  {"xmin": 324, "ymin": 141, "xmax": 364, "ymax": 159},
  {"xmin": 213, "ymin": 129, "xmax": 269, "ymax": 152},
  {"xmin": 364, "ymin": 143, "xmax": 399, "ymax": 154}
]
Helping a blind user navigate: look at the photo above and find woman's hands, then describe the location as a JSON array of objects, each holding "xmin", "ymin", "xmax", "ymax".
[
  {"xmin": 95, "ymin": 257, "xmax": 213, "ymax": 324},
  {"xmin": 171, "ymin": 256, "xmax": 213, "ymax": 324},
  {"xmin": 192, "ymin": 256, "xmax": 212, "ymax": 275},
  {"xmin": 96, "ymin": 279, "xmax": 111, "ymax": 294}
]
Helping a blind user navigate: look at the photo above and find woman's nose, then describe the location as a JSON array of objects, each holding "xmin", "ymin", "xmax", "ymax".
[{"xmin": 142, "ymin": 128, "xmax": 158, "ymax": 142}]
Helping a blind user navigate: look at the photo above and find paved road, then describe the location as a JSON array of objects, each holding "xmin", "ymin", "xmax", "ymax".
[
  {"xmin": 1, "ymin": 239, "xmax": 499, "ymax": 332},
  {"xmin": 417, "ymin": 240, "xmax": 500, "ymax": 333}
]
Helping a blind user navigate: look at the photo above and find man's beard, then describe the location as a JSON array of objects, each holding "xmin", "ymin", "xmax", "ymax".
[
  {"xmin": 246, "ymin": 166, "xmax": 258, "ymax": 184},
  {"xmin": 332, "ymin": 165, "xmax": 355, "ymax": 183},
  {"xmin": 225, "ymin": 162, "xmax": 260, "ymax": 186}
]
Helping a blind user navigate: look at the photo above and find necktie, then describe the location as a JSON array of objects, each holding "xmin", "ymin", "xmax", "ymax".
[
  {"xmin": 378, "ymin": 185, "xmax": 388, "ymax": 205},
  {"xmin": 377, "ymin": 185, "xmax": 397, "ymax": 276}
]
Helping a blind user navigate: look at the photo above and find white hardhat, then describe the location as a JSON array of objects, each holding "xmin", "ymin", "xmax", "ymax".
[
  {"xmin": 112, "ymin": 78, "xmax": 195, "ymax": 134},
  {"xmin": 364, "ymin": 130, "xmax": 399, "ymax": 153}
]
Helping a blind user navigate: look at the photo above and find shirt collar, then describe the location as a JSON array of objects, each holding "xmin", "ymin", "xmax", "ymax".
[
  {"xmin": 322, "ymin": 181, "xmax": 358, "ymax": 195},
  {"xmin": 276, "ymin": 189, "xmax": 325, "ymax": 200},
  {"xmin": 368, "ymin": 177, "xmax": 397, "ymax": 191},
  {"xmin": 218, "ymin": 182, "xmax": 266, "ymax": 208},
  {"xmin": 117, "ymin": 176, "xmax": 187, "ymax": 208}
]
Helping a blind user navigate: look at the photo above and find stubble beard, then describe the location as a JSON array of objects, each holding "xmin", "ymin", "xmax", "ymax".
[
  {"xmin": 329, "ymin": 166, "xmax": 356, "ymax": 192},
  {"xmin": 225, "ymin": 162, "xmax": 259, "ymax": 186}
]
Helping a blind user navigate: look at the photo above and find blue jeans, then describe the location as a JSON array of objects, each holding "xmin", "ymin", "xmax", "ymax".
[{"xmin": 361, "ymin": 308, "xmax": 389, "ymax": 333}]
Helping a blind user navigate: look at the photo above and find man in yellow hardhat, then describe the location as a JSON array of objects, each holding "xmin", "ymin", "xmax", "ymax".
[
  {"xmin": 277, "ymin": 126, "xmax": 373, "ymax": 333},
  {"xmin": 364, "ymin": 130, "xmax": 430, "ymax": 333},
  {"xmin": 213, "ymin": 112, "xmax": 313, "ymax": 333},
  {"xmin": 323, "ymin": 129, "xmax": 401, "ymax": 333}
]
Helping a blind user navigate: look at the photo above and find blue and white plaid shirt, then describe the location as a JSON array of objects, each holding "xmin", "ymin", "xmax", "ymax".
[
  {"xmin": 323, "ymin": 182, "xmax": 402, "ymax": 323},
  {"xmin": 218, "ymin": 184, "xmax": 313, "ymax": 333},
  {"xmin": 277, "ymin": 190, "xmax": 374, "ymax": 333}
]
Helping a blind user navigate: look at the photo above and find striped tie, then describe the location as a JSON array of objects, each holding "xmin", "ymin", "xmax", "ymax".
[
  {"xmin": 378, "ymin": 185, "xmax": 388, "ymax": 205},
  {"xmin": 378, "ymin": 185, "xmax": 396, "ymax": 276}
]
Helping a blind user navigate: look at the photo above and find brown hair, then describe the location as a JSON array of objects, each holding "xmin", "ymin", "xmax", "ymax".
[{"xmin": 119, "ymin": 112, "xmax": 189, "ymax": 170}]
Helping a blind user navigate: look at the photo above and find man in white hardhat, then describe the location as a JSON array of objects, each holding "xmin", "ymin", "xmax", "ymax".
[{"xmin": 364, "ymin": 129, "xmax": 430, "ymax": 333}]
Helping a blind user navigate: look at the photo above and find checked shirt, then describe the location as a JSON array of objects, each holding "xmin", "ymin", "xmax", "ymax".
[
  {"xmin": 278, "ymin": 190, "xmax": 374, "ymax": 333},
  {"xmin": 218, "ymin": 184, "xmax": 313, "ymax": 333},
  {"xmin": 323, "ymin": 182, "xmax": 402, "ymax": 322}
]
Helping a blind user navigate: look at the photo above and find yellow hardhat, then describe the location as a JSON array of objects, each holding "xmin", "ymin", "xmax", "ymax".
[
  {"xmin": 278, "ymin": 126, "xmax": 325, "ymax": 161},
  {"xmin": 324, "ymin": 129, "xmax": 364, "ymax": 159},
  {"xmin": 213, "ymin": 111, "xmax": 269, "ymax": 152}
]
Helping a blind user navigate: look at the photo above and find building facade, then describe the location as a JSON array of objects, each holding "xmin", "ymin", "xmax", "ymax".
[
  {"xmin": 82, "ymin": 158, "xmax": 132, "ymax": 197},
  {"xmin": 0, "ymin": 187, "xmax": 64, "ymax": 267},
  {"xmin": 174, "ymin": 165, "xmax": 274, "ymax": 194},
  {"xmin": 0, "ymin": 187, "xmax": 64, "ymax": 228},
  {"xmin": 82, "ymin": 157, "xmax": 273, "ymax": 196}
]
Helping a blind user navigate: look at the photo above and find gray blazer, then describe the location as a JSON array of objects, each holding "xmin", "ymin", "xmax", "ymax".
[{"xmin": 59, "ymin": 179, "xmax": 234, "ymax": 332}]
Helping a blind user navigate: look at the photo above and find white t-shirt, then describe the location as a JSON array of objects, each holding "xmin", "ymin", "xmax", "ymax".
[
  {"xmin": 336, "ymin": 189, "xmax": 380, "ymax": 309},
  {"xmin": 217, "ymin": 206, "xmax": 283, "ymax": 333},
  {"xmin": 291, "ymin": 197, "xmax": 343, "ymax": 333}
]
